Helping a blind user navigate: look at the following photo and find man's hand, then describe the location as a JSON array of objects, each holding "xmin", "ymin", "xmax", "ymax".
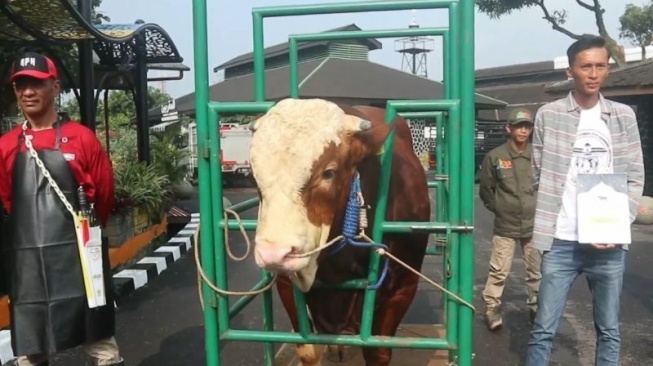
[{"xmin": 591, "ymin": 243, "xmax": 615, "ymax": 250}]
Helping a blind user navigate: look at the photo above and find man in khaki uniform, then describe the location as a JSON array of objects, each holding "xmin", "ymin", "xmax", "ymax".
[{"xmin": 479, "ymin": 107, "xmax": 542, "ymax": 331}]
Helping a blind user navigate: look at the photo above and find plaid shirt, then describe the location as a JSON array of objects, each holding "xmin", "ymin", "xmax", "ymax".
[{"xmin": 531, "ymin": 92, "xmax": 645, "ymax": 251}]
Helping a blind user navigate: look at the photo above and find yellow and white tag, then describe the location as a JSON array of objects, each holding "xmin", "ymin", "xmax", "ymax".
[{"xmin": 74, "ymin": 215, "xmax": 106, "ymax": 308}]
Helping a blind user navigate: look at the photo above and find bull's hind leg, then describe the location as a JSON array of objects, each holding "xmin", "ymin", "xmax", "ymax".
[{"xmin": 276, "ymin": 275, "xmax": 325, "ymax": 366}]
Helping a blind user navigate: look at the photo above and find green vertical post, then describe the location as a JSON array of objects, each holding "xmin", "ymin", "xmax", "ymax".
[
  {"xmin": 251, "ymin": 10, "xmax": 276, "ymax": 361},
  {"xmin": 208, "ymin": 107, "xmax": 229, "ymax": 338},
  {"xmin": 458, "ymin": 0, "xmax": 476, "ymax": 364},
  {"xmin": 445, "ymin": 2, "xmax": 460, "ymax": 357},
  {"xmin": 442, "ymin": 32, "xmax": 450, "ymax": 100},
  {"xmin": 360, "ymin": 102, "xmax": 399, "ymax": 339},
  {"xmin": 435, "ymin": 112, "xmax": 446, "ymax": 244},
  {"xmin": 253, "ymin": 12, "xmax": 265, "ymax": 101},
  {"xmin": 289, "ymin": 38, "xmax": 299, "ymax": 98},
  {"xmin": 262, "ymin": 271, "xmax": 275, "ymax": 365},
  {"xmin": 191, "ymin": 0, "xmax": 218, "ymax": 364}
]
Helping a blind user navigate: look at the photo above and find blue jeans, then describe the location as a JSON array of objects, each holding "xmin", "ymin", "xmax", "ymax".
[{"xmin": 526, "ymin": 240, "xmax": 625, "ymax": 366}]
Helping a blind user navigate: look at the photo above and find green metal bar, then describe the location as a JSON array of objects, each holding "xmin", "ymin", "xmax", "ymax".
[
  {"xmin": 443, "ymin": 32, "xmax": 450, "ymax": 99},
  {"xmin": 208, "ymin": 101, "xmax": 276, "ymax": 365},
  {"xmin": 386, "ymin": 99, "xmax": 459, "ymax": 112},
  {"xmin": 398, "ymin": 111, "xmax": 443, "ymax": 119},
  {"xmin": 208, "ymin": 107, "xmax": 230, "ymax": 337},
  {"xmin": 445, "ymin": 2, "xmax": 461, "ymax": 357},
  {"xmin": 224, "ymin": 219, "xmax": 257, "ymax": 231},
  {"xmin": 223, "ymin": 330, "xmax": 454, "ymax": 350},
  {"xmin": 291, "ymin": 27, "xmax": 448, "ymax": 42},
  {"xmin": 435, "ymin": 113, "xmax": 448, "ymax": 267},
  {"xmin": 227, "ymin": 197, "xmax": 260, "ymax": 214},
  {"xmin": 191, "ymin": 0, "xmax": 218, "ymax": 364},
  {"xmin": 289, "ymin": 38, "xmax": 299, "ymax": 98},
  {"xmin": 381, "ymin": 221, "xmax": 473, "ymax": 233},
  {"xmin": 358, "ymin": 102, "xmax": 400, "ymax": 340},
  {"xmin": 288, "ymin": 28, "xmax": 447, "ymax": 98},
  {"xmin": 458, "ymin": 0, "xmax": 476, "ymax": 364},
  {"xmin": 254, "ymin": 0, "xmax": 457, "ymax": 17},
  {"xmin": 209, "ymin": 101, "xmax": 274, "ymax": 114},
  {"xmin": 252, "ymin": 11, "xmax": 265, "ymax": 102},
  {"xmin": 312, "ymin": 278, "xmax": 369, "ymax": 290},
  {"xmin": 292, "ymin": 287, "xmax": 312, "ymax": 337},
  {"xmin": 262, "ymin": 269, "xmax": 275, "ymax": 366},
  {"xmin": 228, "ymin": 276, "xmax": 276, "ymax": 319}
]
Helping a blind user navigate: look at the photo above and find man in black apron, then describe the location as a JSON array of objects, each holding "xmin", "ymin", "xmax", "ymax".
[{"xmin": 0, "ymin": 53, "xmax": 123, "ymax": 366}]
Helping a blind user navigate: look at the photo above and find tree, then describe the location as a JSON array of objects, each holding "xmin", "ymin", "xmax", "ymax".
[
  {"xmin": 476, "ymin": 0, "xmax": 627, "ymax": 67},
  {"xmin": 60, "ymin": 86, "xmax": 173, "ymax": 131},
  {"xmin": 619, "ymin": 2, "xmax": 653, "ymax": 60}
]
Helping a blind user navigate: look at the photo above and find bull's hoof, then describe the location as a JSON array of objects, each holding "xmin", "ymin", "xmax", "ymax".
[{"xmin": 325, "ymin": 344, "xmax": 357, "ymax": 362}]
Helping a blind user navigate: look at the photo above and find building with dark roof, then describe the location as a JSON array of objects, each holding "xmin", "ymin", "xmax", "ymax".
[
  {"xmin": 475, "ymin": 60, "xmax": 568, "ymax": 122},
  {"xmin": 174, "ymin": 23, "xmax": 507, "ymax": 114}
]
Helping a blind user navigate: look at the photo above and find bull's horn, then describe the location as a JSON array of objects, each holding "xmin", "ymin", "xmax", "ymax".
[
  {"xmin": 343, "ymin": 115, "xmax": 372, "ymax": 132},
  {"xmin": 248, "ymin": 119, "xmax": 260, "ymax": 132}
]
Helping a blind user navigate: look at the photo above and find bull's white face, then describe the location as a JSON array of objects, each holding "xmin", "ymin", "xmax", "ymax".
[{"xmin": 249, "ymin": 98, "xmax": 372, "ymax": 292}]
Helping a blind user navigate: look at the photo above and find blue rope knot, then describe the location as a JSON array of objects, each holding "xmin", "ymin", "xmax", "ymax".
[{"xmin": 328, "ymin": 172, "xmax": 390, "ymax": 290}]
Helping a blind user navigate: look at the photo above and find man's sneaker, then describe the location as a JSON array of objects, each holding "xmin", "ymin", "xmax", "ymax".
[{"xmin": 485, "ymin": 305, "xmax": 502, "ymax": 331}]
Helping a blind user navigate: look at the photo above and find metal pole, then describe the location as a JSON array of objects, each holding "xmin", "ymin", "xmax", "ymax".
[
  {"xmin": 134, "ymin": 32, "xmax": 150, "ymax": 163},
  {"xmin": 191, "ymin": 0, "xmax": 219, "ymax": 364},
  {"xmin": 458, "ymin": 0, "xmax": 476, "ymax": 364},
  {"xmin": 445, "ymin": 3, "xmax": 460, "ymax": 358},
  {"xmin": 77, "ymin": 0, "xmax": 95, "ymax": 131}
]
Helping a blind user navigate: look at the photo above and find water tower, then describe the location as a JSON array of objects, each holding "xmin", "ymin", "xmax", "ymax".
[{"xmin": 394, "ymin": 10, "xmax": 435, "ymax": 77}]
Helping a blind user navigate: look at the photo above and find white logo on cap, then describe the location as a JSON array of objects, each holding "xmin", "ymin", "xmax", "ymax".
[{"xmin": 20, "ymin": 58, "xmax": 36, "ymax": 67}]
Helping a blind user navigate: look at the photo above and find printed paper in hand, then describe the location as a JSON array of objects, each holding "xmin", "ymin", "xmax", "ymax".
[{"xmin": 577, "ymin": 173, "xmax": 631, "ymax": 245}]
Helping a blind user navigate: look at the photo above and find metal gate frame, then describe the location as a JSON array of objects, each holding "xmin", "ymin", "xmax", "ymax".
[{"xmin": 190, "ymin": 0, "xmax": 476, "ymax": 365}]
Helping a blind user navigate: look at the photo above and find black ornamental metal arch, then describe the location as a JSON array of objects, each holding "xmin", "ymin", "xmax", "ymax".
[
  {"xmin": 0, "ymin": 0, "xmax": 183, "ymax": 64},
  {"xmin": 0, "ymin": 0, "xmax": 187, "ymax": 163}
]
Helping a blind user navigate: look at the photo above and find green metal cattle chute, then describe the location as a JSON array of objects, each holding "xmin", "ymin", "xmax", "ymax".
[{"xmin": 191, "ymin": 0, "xmax": 476, "ymax": 365}]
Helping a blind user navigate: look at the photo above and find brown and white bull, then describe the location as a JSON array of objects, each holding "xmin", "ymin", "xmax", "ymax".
[{"xmin": 249, "ymin": 98, "xmax": 430, "ymax": 366}]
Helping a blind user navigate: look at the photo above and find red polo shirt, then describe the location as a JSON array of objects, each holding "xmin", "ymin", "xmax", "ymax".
[{"xmin": 0, "ymin": 120, "xmax": 115, "ymax": 225}]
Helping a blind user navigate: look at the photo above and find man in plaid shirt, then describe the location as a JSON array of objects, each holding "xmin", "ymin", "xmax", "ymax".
[{"xmin": 525, "ymin": 35, "xmax": 644, "ymax": 365}]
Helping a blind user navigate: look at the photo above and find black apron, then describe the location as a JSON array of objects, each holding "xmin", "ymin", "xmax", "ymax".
[{"xmin": 4, "ymin": 119, "xmax": 115, "ymax": 356}]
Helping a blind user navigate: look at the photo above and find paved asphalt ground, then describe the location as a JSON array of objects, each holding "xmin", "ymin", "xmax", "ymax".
[{"xmin": 34, "ymin": 186, "xmax": 653, "ymax": 366}]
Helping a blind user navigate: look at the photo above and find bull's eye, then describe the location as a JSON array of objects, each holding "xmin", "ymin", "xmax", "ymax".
[{"xmin": 321, "ymin": 169, "xmax": 336, "ymax": 180}]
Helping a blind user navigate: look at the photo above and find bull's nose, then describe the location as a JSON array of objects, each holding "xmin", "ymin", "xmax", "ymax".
[{"xmin": 254, "ymin": 241, "xmax": 294, "ymax": 268}]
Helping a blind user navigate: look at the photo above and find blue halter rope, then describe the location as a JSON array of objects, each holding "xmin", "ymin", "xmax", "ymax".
[{"xmin": 327, "ymin": 172, "xmax": 390, "ymax": 290}]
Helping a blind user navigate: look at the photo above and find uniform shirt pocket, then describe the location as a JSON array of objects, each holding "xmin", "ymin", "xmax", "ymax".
[{"xmin": 496, "ymin": 167, "xmax": 517, "ymax": 195}]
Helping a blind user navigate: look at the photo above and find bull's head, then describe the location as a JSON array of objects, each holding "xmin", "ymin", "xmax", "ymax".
[{"xmin": 249, "ymin": 98, "xmax": 391, "ymax": 291}]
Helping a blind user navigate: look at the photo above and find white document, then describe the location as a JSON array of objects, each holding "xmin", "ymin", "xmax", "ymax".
[
  {"xmin": 75, "ymin": 217, "xmax": 107, "ymax": 308},
  {"xmin": 577, "ymin": 173, "xmax": 631, "ymax": 244},
  {"xmin": 83, "ymin": 226, "xmax": 107, "ymax": 308}
]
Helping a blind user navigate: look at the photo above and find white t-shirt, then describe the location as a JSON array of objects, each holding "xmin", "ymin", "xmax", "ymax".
[{"xmin": 555, "ymin": 102, "xmax": 614, "ymax": 240}]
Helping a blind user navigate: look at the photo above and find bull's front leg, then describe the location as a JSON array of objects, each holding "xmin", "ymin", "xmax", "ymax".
[{"xmin": 276, "ymin": 275, "xmax": 325, "ymax": 366}]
